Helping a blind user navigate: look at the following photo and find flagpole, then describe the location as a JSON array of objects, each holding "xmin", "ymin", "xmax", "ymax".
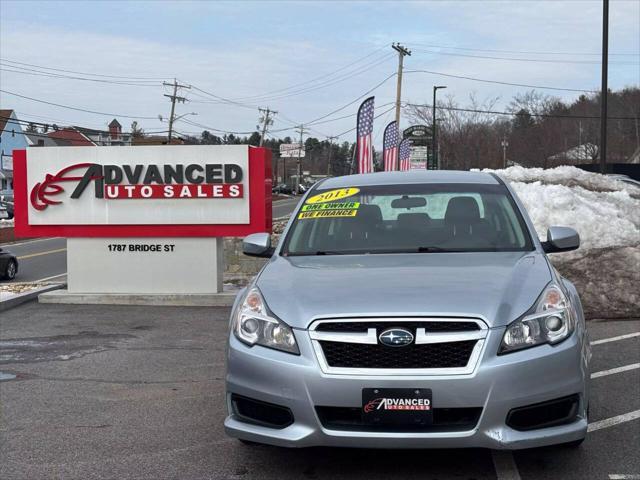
[{"xmin": 349, "ymin": 142, "xmax": 357, "ymax": 174}]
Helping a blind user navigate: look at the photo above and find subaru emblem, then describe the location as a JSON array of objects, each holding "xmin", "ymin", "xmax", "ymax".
[{"xmin": 378, "ymin": 328, "xmax": 414, "ymax": 347}]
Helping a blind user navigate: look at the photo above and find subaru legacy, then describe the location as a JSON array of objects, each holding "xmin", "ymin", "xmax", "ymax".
[{"xmin": 225, "ymin": 170, "xmax": 589, "ymax": 450}]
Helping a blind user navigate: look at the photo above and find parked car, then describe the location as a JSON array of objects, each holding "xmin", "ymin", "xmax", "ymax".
[
  {"xmin": 272, "ymin": 184, "xmax": 293, "ymax": 195},
  {"xmin": 0, "ymin": 191, "xmax": 14, "ymax": 219},
  {"xmin": 226, "ymin": 170, "xmax": 589, "ymax": 450},
  {"xmin": 607, "ymin": 174, "xmax": 640, "ymax": 189},
  {"xmin": 0, "ymin": 247, "xmax": 18, "ymax": 280}
]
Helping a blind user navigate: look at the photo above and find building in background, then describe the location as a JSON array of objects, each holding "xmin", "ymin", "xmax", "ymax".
[
  {"xmin": 0, "ymin": 109, "xmax": 28, "ymax": 192},
  {"xmin": 76, "ymin": 119, "xmax": 132, "ymax": 146}
]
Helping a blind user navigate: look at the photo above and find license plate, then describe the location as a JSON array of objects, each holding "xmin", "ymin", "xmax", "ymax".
[{"xmin": 362, "ymin": 388, "xmax": 433, "ymax": 425}]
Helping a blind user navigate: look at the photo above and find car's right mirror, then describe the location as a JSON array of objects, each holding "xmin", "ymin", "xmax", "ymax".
[
  {"xmin": 242, "ymin": 232, "xmax": 275, "ymax": 258},
  {"xmin": 542, "ymin": 226, "xmax": 580, "ymax": 253}
]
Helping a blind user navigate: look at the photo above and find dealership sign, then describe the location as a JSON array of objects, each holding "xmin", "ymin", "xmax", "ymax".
[
  {"xmin": 279, "ymin": 143, "xmax": 305, "ymax": 158},
  {"xmin": 14, "ymin": 145, "xmax": 272, "ymax": 237}
]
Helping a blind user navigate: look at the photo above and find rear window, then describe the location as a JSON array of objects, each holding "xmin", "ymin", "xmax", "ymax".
[{"xmin": 282, "ymin": 183, "xmax": 533, "ymax": 256}]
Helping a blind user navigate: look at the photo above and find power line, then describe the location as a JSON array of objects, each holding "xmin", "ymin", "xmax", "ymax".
[
  {"xmin": 407, "ymin": 42, "xmax": 639, "ymax": 57},
  {"xmin": 228, "ymin": 53, "xmax": 395, "ymax": 103},
  {"xmin": 0, "ymin": 64, "xmax": 163, "ymax": 86},
  {"xmin": 403, "ymin": 101, "xmax": 638, "ymax": 121},
  {"xmin": 14, "ymin": 110, "xmax": 116, "ymax": 130},
  {"xmin": 0, "ymin": 58, "xmax": 168, "ymax": 80},
  {"xmin": 412, "ymin": 48, "xmax": 639, "ymax": 65},
  {"xmin": 0, "ymin": 115, "xmax": 169, "ymax": 137},
  {"xmin": 229, "ymin": 46, "xmax": 389, "ymax": 101},
  {"xmin": 0, "ymin": 89, "xmax": 159, "ymax": 119},
  {"xmin": 185, "ymin": 54, "xmax": 394, "ymax": 107},
  {"xmin": 301, "ymin": 73, "xmax": 397, "ymax": 126},
  {"xmin": 188, "ymin": 85, "xmax": 260, "ymax": 110},
  {"xmin": 404, "ymin": 69, "xmax": 598, "ymax": 93},
  {"xmin": 334, "ymin": 104, "xmax": 396, "ymax": 139}
]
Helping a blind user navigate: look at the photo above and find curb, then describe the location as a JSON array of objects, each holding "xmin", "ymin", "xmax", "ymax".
[
  {"xmin": 38, "ymin": 288, "xmax": 240, "ymax": 307},
  {"xmin": 0, "ymin": 283, "xmax": 65, "ymax": 312}
]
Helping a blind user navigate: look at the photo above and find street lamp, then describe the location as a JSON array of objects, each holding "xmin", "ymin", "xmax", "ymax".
[
  {"xmin": 432, "ymin": 85, "xmax": 446, "ymax": 169},
  {"xmin": 173, "ymin": 112, "xmax": 198, "ymax": 123}
]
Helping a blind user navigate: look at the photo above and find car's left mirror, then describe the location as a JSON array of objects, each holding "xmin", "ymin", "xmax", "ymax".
[{"xmin": 242, "ymin": 233, "xmax": 275, "ymax": 258}]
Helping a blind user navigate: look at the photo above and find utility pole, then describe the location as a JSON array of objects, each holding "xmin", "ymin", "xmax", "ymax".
[
  {"xmin": 599, "ymin": 0, "xmax": 609, "ymax": 173},
  {"xmin": 163, "ymin": 79, "xmax": 190, "ymax": 143},
  {"xmin": 326, "ymin": 136, "xmax": 338, "ymax": 176},
  {"xmin": 392, "ymin": 43, "xmax": 411, "ymax": 130},
  {"xmin": 258, "ymin": 107, "xmax": 277, "ymax": 147},
  {"xmin": 432, "ymin": 85, "xmax": 447, "ymax": 169},
  {"xmin": 501, "ymin": 136, "xmax": 509, "ymax": 169},
  {"xmin": 295, "ymin": 125, "xmax": 309, "ymax": 194}
]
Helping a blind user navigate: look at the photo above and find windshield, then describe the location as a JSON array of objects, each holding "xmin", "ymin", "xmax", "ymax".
[{"xmin": 282, "ymin": 183, "xmax": 533, "ymax": 256}]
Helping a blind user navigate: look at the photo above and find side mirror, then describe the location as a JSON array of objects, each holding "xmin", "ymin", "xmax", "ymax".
[
  {"xmin": 242, "ymin": 233, "xmax": 275, "ymax": 258},
  {"xmin": 542, "ymin": 226, "xmax": 580, "ymax": 253}
]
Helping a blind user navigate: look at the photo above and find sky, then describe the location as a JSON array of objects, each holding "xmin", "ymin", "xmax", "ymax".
[{"xmin": 1, "ymin": 0, "xmax": 639, "ymax": 146}]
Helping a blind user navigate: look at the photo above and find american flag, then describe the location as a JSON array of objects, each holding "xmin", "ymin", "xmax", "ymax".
[
  {"xmin": 399, "ymin": 138, "xmax": 412, "ymax": 171},
  {"xmin": 382, "ymin": 121, "xmax": 399, "ymax": 171},
  {"xmin": 356, "ymin": 96, "xmax": 375, "ymax": 174}
]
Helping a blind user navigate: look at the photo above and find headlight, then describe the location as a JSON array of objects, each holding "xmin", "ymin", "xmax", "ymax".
[
  {"xmin": 499, "ymin": 284, "xmax": 575, "ymax": 354},
  {"xmin": 232, "ymin": 287, "xmax": 299, "ymax": 354}
]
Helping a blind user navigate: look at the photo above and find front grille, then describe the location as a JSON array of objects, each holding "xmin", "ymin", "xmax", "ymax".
[
  {"xmin": 316, "ymin": 406, "xmax": 482, "ymax": 432},
  {"xmin": 315, "ymin": 321, "xmax": 480, "ymax": 333},
  {"xmin": 319, "ymin": 340, "xmax": 477, "ymax": 369}
]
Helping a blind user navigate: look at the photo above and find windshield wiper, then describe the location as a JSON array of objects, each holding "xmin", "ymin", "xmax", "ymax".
[
  {"xmin": 416, "ymin": 246, "xmax": 450, "ymax": 252},
  {"xmin": 285, "ymin": 250, "xmax": 352, "ymax": 256}
]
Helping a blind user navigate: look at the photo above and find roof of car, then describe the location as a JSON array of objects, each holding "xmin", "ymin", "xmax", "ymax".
[{"xmin": 316, "ymin": 170, "xmax": 500, "ymax": 189}]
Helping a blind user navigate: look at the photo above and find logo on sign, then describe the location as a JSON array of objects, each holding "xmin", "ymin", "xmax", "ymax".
[
  {"xmin": 363, "ymin": 397, "xmax": 431, "ymax": 412},
  {"xmin": 30, "ymin": 162, "xmax": 244, "ymax": 211}
]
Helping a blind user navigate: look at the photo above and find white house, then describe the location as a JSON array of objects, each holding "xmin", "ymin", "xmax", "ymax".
[{"xmin": 0, "ymin": 109, "xmax": 28, "ymax": 192}]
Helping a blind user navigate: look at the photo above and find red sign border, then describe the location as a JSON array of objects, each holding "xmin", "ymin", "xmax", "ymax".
[{"xmin": 13, "ymin": 147, "xmax": 272, "ymax": 238}]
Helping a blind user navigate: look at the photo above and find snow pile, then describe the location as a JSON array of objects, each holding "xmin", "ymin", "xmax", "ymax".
[
  {"xmin": 486, "ymin": 165, "xmax": 640, "ymax": 318},
  {"xmin": 491, "ymin": 165, "xmax": 637, "ymax": 193}
]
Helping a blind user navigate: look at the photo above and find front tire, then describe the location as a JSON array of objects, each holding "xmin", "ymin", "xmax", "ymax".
[{"xmin": 4, "ymin": 260, "xmax": 17, "ymax": 280}]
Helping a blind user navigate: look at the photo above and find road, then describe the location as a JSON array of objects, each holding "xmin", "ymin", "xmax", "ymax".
[
  {"xmin": 1, "ymin": 303, "xmax": 638, "ymax": 480},
  {"xmin": 0, "ymin": 237, "xmax": 67, "ymax": 284},
  {"xmin": 0, "ymin": 198, "xmax": 300, "ymax": 285},
  {"xmin": 273, "ymin": 197, "xmax": 300, "ymax": 219}
]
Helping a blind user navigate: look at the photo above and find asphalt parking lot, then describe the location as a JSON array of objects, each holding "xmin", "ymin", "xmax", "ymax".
[{"xmin": 1, "ymin": 302, "xmax": 638, "ymax": 480}]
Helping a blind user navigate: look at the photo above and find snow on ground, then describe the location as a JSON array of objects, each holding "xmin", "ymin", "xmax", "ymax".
[{"xmin": 485, "ymin": 166, "xmax": 640, "ymax": 318}]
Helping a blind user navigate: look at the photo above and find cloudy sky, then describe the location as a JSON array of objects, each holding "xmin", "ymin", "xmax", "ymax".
[{"xmin": 1, "ymin": 0, "xmax": 638, "ymax": 145}]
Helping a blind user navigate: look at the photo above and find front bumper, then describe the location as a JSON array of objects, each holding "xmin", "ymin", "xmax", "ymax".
[{"xmin": 225, "ymin": 325, "xmax": 589, "ymax": 449}]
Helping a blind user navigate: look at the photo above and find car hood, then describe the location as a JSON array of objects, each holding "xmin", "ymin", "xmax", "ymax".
[{"xmin": 255, "ymin": 251, "xmax": 552, "ymax": 329}]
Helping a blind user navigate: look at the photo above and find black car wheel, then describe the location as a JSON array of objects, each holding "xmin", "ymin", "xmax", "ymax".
[{"xmin": 4, "ymin": 260, "xmax": 17, "ymax": 280}]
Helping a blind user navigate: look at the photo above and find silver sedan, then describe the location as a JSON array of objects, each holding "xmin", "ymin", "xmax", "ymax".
[{"xmin": 225, "ymin": 170, "xmax": 589, "ymax": 450}]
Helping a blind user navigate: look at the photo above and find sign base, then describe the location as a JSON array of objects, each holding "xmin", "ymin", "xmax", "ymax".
[{"xmin": 67, "ymin": 238, "xmax": 224, "ymax": 294}]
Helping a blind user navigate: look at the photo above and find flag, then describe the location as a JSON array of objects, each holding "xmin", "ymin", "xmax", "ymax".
[
  {"xmin": 356, "ymin": 96, "xmax": 375, "ymax": 174},
  {"xmin": 382, "ymin": 121, "xmax": 399, "ymax": 171},
  {"xmin": 399, "ymin": 138, "xmax": 412, "ymax": 171}
]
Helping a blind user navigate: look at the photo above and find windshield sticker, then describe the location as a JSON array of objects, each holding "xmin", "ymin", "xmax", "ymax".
[
  {"xmin": 305, "ymin": 187, "xmax": 360, "ymax": 204},
  {"xmin": 298, "ymin": 209, "xmax": 358, "ymax": 219},
  {"xmin": 301, "ymin": 201, "xmax": 360, "ymax": 212}
]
